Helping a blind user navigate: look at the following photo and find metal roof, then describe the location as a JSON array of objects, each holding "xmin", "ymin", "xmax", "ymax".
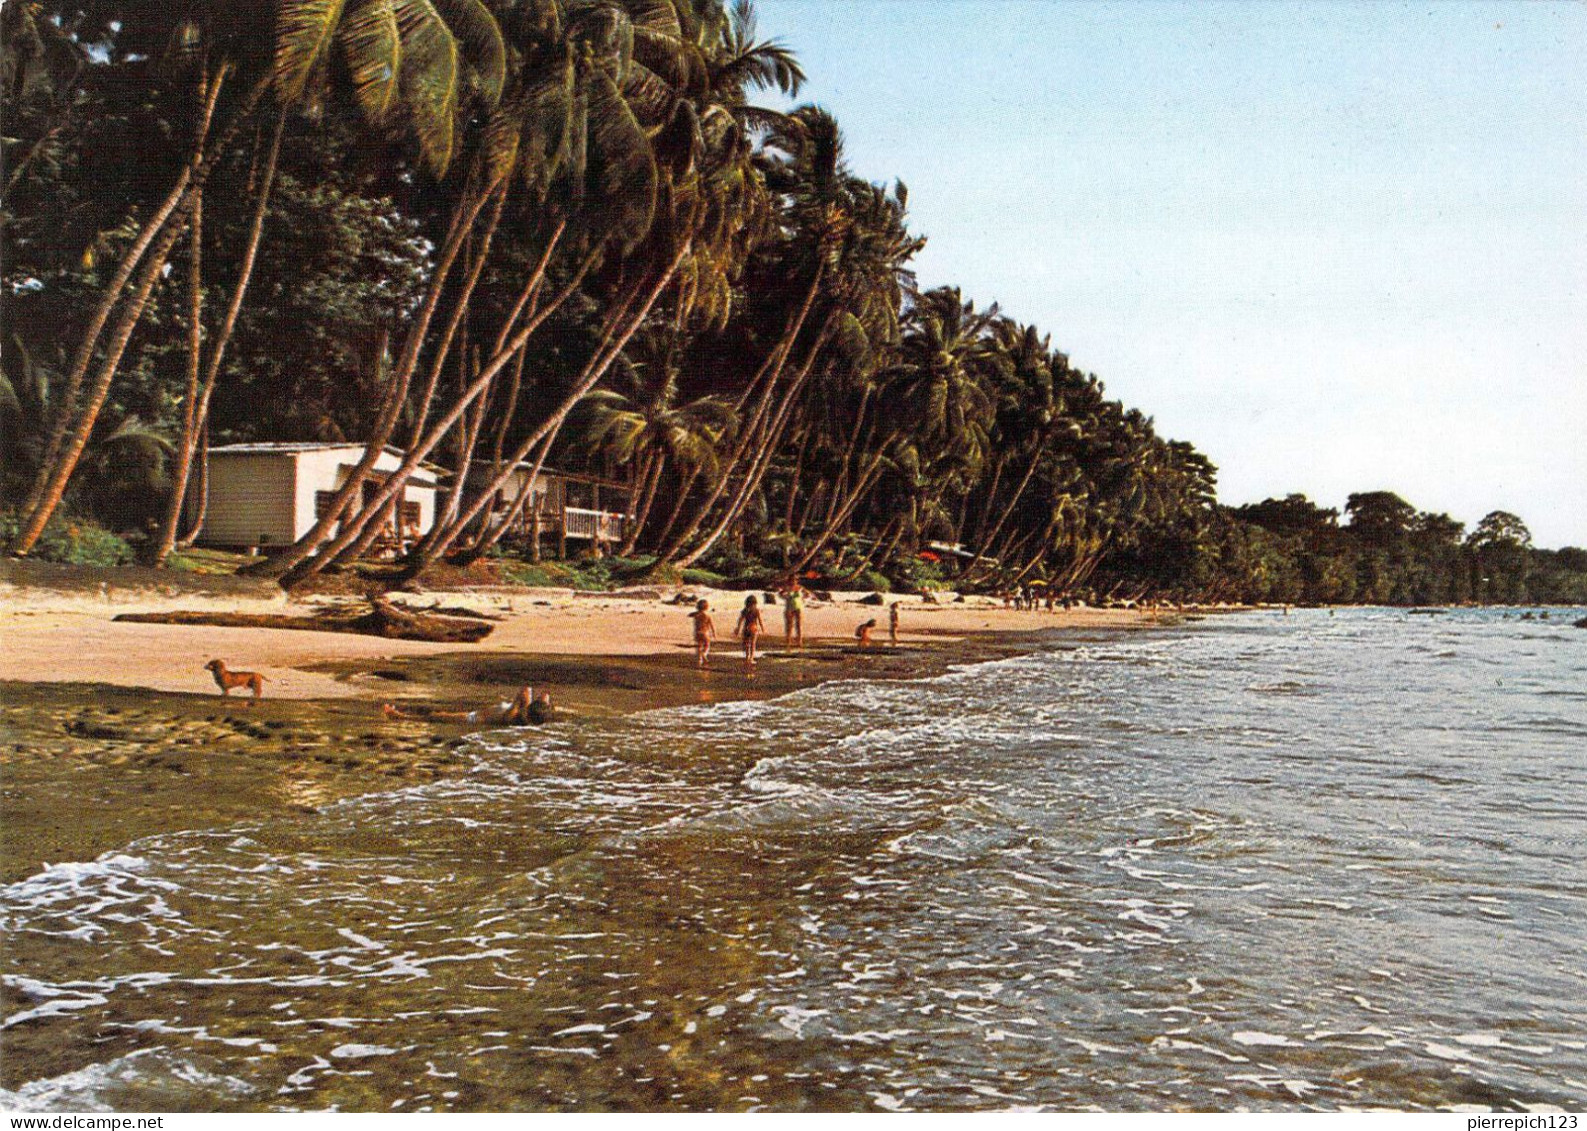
[
  {"xmin": 209, "ymin": 442, "xmax": 446, "ymax": 479},
  {"xmin": 211, "ymin": 441, "xmax": 390, "ymax": 454}
]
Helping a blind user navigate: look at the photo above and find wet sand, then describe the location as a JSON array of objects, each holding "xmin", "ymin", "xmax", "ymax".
[{"xmin": 1, "ymin": 572, "xmax": 1173, "ymax": 882}]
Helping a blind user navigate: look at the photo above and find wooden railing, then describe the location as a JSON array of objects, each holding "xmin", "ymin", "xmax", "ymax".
[{"xmin": 562, "ymin": 507, "xmax": 627, "ymax": 542}]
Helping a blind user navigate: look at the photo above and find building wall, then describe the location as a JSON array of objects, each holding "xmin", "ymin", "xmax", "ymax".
[
  {"xmin": 291, "ymin": 448, "xmax": 436, "ymax": 540},
  {"xmin": 195, "ymin": 455, "xmax": 296, "ymax": 547}
]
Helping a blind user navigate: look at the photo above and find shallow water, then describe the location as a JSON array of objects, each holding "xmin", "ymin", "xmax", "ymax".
[{"xmin": 4, "ymin": 608, "xmax": 1585, "ymax": 1112}]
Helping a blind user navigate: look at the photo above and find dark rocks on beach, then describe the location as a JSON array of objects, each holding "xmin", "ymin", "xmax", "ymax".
[
  {"xmin": 858, "ymin": 592, "xmax": 885, "ymax": 606},
  {"xmin": 1573, "ymin": 617, "xmax": 1587, "ymax": 629}
]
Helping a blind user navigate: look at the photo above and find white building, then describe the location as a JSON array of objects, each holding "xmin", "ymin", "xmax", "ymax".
[{"xmin": 188, "ymin": 442, "xmax": 441, "ymax": 553}]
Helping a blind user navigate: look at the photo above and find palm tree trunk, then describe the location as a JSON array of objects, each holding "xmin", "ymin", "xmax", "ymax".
[
  {"xmin": 668, "ymin": 310, "xmax": 839, "ymax": 569},
  {"xmin": 406, "ymin": 185, "xmax": 507, "ymax": 447},
  {"xmin": 15, "ymin": 66, "xmax": 232, "ymax": 537},
  {"xmin": 968, "ymin": 454, "xmax": 1007, "ymax": 547},
  {"xmin": 10, "ymin": 69, "xmax": 256, "ymax": 557},
  {"xmin": 650, "ymin": 465, "xmax": 699, "ymax": 555},
  {"xmin": 252, "ymin": 177, "xmax": 501, "ymax": 580},
  {"xmin": 301, "ymin": 238, "xmax": 611, "ymax": 579},
  {"xmin": 781, "ymin": 421, "xmax": 813, "ymax": 532},
  {"xmin": 487, "ymin": 341, "xmax": 529, "ymax": 466},
  {"xmin": 443, "ymin": 245, "xmax": 689, "ymax": 567},
  {"xmin": 957, "ymin": 448, "xmax": 1043, "ymax": 585},
  {"xmin": 151, "ymin": 186, "xmax": 204, "ymax": 565},
  {"xmin": 620, "ymin": 451, "xmax": 665, "ymax": 556},
  {"xmin": 15, "ymin": 189, "xmax": 197, "ymax": 554},
  {"xmin": 644, "ymin": 272, "xmax": 826, "ymax": 572},
  {"xmin": 614, "ymin": 450, "xmax": 655, "ymax": 555},
  {"xmin": 839, "ymin": 514, "xmax": 901, "ymax": 582},
  {"xmin": 176, "ymin": 419, "xmax": 210, "ymax": 548},
  {"xmin": 784, "ymin": 442, "xmax": 894, "ymax": 579},
  {"xmin": 155, "ymin": 108, "xmax": 287, "ymax": 565}
]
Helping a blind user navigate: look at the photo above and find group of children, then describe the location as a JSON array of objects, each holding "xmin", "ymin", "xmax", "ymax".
[{"xmin": 687, "ymin": 584, "xmax": 901, "ymax": 669}]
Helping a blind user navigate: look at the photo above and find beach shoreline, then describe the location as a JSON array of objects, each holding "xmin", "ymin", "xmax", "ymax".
[{"xmin": 0, "ymin": 575, "xmax": 1177, "ymax": 882}]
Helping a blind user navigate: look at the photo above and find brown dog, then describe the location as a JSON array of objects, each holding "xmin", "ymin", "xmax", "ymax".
[{"xmin": 204, "ymin": 659, "xmax": 267, "ymax": 703}]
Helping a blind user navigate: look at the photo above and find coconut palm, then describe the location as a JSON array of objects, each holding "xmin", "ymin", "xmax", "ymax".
[
  {"xmin": 575, "ymin": 329, "xmax": 733, "ymax": 554},
  {"xmin": 10, "ymin": 0, "xmax": 509, "ymax": 557}
]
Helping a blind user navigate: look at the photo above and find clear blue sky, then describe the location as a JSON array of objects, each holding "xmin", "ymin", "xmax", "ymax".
[{"xmin": 755, "ymin": 0, "xmax": 1586, "ymax": 548}]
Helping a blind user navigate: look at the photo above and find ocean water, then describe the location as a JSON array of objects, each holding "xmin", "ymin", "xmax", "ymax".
[{"xmin": 3, "ymin": 607, "xmax": 1585, "ymax": 1112}]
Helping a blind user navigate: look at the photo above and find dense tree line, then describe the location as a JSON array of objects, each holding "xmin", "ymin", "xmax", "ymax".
[{"xmin": 4, "ymin": 0, "xmax": 1582, "ymax": 604}]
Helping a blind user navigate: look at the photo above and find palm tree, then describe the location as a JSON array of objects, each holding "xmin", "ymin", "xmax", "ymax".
[
  {"xmin": 10, "ymin": 0, "xmax": 508, "ymax": 557},
  {"xmin": 575, "ymin": 328, "xmax": 733, "ymax": 555},
  {"xmin": 423, "ymin": 0, "xmax": 800, "ymax": 569}
]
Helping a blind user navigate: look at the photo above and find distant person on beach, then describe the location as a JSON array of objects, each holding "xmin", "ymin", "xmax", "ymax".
[
  {"xmin": 783, "ymin": 582, "xmax": 805, "ymax": 648},
  {"xmin": 689, "ymin": 599, "xmax": 717, "ymax": 669},
  {"xmin": 889, "ymin": 601, "xmax": 900, "ymax": 645},
  {"xmin": 736, "ymin": 595, "xmax": 766, "ymax": 668},
  {"xmin": 856, "ymin": 617, "xmax": 877, "ymax": 649},
  {"xmin": 382, "ymin": 685, "xmax": 552, "ymax": 726}
]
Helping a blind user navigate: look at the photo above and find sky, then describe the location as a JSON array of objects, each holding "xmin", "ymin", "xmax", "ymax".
[{"xmin": 753, "ymin": 0, "xmax": 1586, "ymax": 548}]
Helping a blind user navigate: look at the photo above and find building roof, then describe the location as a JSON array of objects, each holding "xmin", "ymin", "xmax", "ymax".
[
  {"xmin": 209, "ymin": 442, "xmax": 445, "ymax": 478},
  {"xmin": 211, "ymin": 441, "xmax": 390, "ymax": 455}
]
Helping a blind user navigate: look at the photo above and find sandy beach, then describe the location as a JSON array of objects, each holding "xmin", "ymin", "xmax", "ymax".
[
  {"xmin": 0, "ymin": 575, "xmax": 1152, "ymax": 699},
  {"xmin": 0, "ymin": 569, "xmax": 1169, "ymax": 882}
]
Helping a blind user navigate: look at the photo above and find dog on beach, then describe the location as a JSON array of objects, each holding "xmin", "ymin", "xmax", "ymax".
[{"xmin": 204, "ymin": 659, "xmax": 268, "ymax": 702}]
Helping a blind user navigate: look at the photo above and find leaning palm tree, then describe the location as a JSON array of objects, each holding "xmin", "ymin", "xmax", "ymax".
[
  {"xmin": 10, "ymin": 0, "xmax": 508, "ymax": 558},
  {"xmin": 575, "ymin": 329, "xmax": 734, "ymax": 555}
]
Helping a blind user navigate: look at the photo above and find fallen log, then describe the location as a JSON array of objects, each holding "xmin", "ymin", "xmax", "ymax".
[{"xmin": 114, "ymin": 597, "xmax": 493, "ymax": 644}]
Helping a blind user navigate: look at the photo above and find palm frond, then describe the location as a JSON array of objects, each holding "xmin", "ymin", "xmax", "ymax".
[
  {"xmin": 275, "ymin": 0, "xmax": 351, "ymax": 105},
  {"xmin": 339, "ymin": 0, "xmax": 401, "ymax": 121},
  {"xmin": 434, "ymin": 0, "xmax": 506, "ymax": 105},
  {"xmin": 392, "ymin": 0, "xmax": 459, "ymax": 172}
]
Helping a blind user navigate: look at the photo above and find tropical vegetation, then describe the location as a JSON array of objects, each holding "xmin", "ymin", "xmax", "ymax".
[{"xmin": 4, "ymin": 0, "xmax": 1582, "ymax": 604}]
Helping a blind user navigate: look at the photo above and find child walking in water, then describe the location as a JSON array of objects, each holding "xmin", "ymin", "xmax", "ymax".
[
  {"xmin": 736, "ymin": 595, "xmax": 766, "ymax": 668},
  {"xmin": 689, "ymin": 599, "xmax": 716, "ymax": 669}
]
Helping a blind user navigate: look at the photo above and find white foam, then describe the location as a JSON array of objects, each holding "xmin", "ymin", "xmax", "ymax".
[
  {"xmin": 1232, "ymin": 1031, "xmax": 1302, "ymax": 1047},
  {"xmin": 329, "ymin": 1044, "xmax": 397, "ymax": 1058}
]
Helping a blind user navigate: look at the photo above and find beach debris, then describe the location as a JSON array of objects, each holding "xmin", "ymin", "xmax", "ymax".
[{"xmin": 113, "ymin": 597, "xmax": 494, "ymax": 644}]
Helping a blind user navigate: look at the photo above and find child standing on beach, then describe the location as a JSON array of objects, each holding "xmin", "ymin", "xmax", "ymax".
[
  {"xmin": 736, "ymin": 595, "xmax": 766, "ymax": 668},
  {"xmin": 856, "ymin": 617, "xmax": 877, "ymax": 649},
  {"xmin": 889, "ymin": 601, "xmax": 900, "ymax": 645},
  {"xmin": 689, "ymin": 599, "xmax": 716, "ymax": 669}
]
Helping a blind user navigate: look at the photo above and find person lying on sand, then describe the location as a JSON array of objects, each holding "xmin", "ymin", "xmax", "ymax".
[
  {"xmin": 382, "ymin": 685, "xmax": 553, "ymax": 726},
  {"xmin": 689, "ymin": 599, "xmax": 717, "ymax": 669}
]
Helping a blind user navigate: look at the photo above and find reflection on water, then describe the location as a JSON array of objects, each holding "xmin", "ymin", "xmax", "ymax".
[{"xmin": 3, "ymin": 609, "xmax": 1585, "ymax": 1111}]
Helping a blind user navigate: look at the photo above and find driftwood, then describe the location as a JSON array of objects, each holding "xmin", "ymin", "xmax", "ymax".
[{"xmin": 114, "ymin": 597, "xmax": 493, "ymax": 643}]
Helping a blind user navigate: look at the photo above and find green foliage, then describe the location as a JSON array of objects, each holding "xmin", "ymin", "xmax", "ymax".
[
  {"xmin": 681, "ymin": 567, "xmax": 727, "ymax": 587},
  {"xmin": 854, "ymin": 568, "xmax": 890, "ymax": 593},
  {"xmin": 495, "ymin": 553, "xmax": 659, "ymax": 591},
  {"xmin": 0, "ymin": 511, "xmax": 133, "ymax": 566}
]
